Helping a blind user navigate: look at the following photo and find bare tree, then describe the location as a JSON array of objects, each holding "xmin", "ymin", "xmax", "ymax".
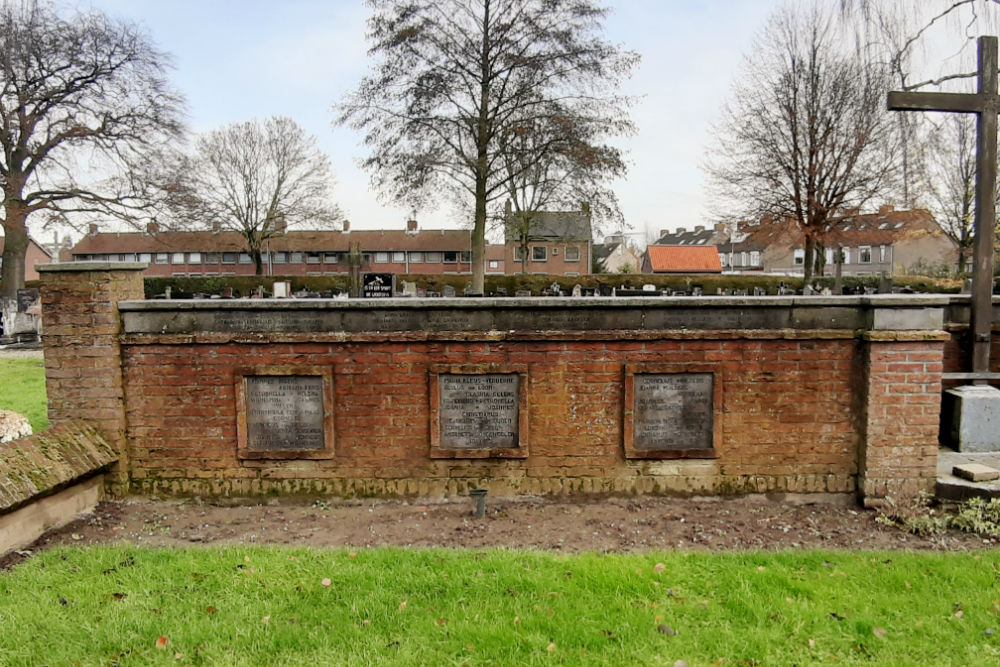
[
  {"xmin": 336, "ymin": 0, "xmax": 637, "ymax": 292},
  {"xmin": 497, "ymin": 110, "xmax": 627, "ymax": 274},
  {"xmin": 705, "ymin": 2, "xmax": 897, "ymax": 282},
  {"xmin": 178, "ymin": 116, "xmax": 343, "ymax": 275},
  {"xmin": 0, "ymin": 0, "xmax": 184, "ymax": 298},
  {"xmin": 925, "ymin": 116, "xmax": 977, "ymax": 274}
]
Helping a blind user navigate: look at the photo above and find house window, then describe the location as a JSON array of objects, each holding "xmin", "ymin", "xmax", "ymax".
[
  {"xmin": 793, "ymin": 249, "xmax": 805, "ymax": 266},
  {"xmin": 425, "ymin": 252, "xmax": 442, "ymax": 263},
  {"xmin": 289, "ymin": 252, "xmax": 304, "ymax": 264},
  {"xmin": 859, "ymin": 246, "xmax": 872, "ymax": 263},
  {"xmin": 374, "ymin": 251, "xmax": 389, "ymax": 263},
  {"xmin": 750, "ymin": 251, "xmax": 760, "ymax": 266},
  {"xmin": 171, "ymin": 252, "xmax": 185, "ymax": 264},
  {"xmin": 138, "ymin": 253, "xmax": 152, "ymax": 263},
  {"xmin": 238, "ymin": 253, "xmax": 252, "ymax": 264},
  {"xmin": 392, "ymin": 251, "xmax": 406, "ymax": 263},
  {"xmin": 324, "ymin": 253, "xmax": 340, "ymax": 264},
  {"xmin": 720, "ymin": 254, "xmax": 727, "ymax": 268},
  {"xmin": 880, "ymin": 245, "xmax": 888, "ymax": 262},
  {"xmin": 741, "ymin": 252, "xmax": 749, "ymax": 266},
  {"xmin": 272, "ymin": 252, "xmax": 287, "ymax": 264},
  {"xmin": 461, "ymin": 251, "xmax": 472, "ymax": 262},
  {"xmin": 532, "ymin": 246, "xmax": 547, "ymax": 261},
  {"xmin": 123, "ymin": 253, "xmax": 137, "ymax": 263},
  {"xmin": 564, "ymin": 246, "xmax": 580, "ymax": 261},
  {"xmin": 188, "ymin": 252, "xmax": 201, "ymax": 264},
  {"xmin": 488, "ymin": 260, "xmax": 500, "ymax": 270},
  {"xmin": 204, "ymin": 253, "xmax": 220, "ymax": 264},
  {"xmin": 409, "ymin": 252, "xmax": 423, "ymax": 263},
  {"xmin": 222, "ymin": 252, "xmax": 237, "ymax": 264},
  {"xmin": 306, "ymin": 252, "xmax": 322, "ymax": 264},
  {"xmin": 842, "ymin": 248, "xmax": 851, "ymax": 263},
  {"xmin": 443, "ymin": 251, "xmax": 459, "ymax": 263},
  {"xmin": 513, "ymin": 246, "xmax": 524, "ymax": 261}
]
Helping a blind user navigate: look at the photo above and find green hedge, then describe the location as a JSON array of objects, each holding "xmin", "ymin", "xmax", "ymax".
[{"xmin": 142, "ymin": 272, "xmax": 965, "ymax": 298}]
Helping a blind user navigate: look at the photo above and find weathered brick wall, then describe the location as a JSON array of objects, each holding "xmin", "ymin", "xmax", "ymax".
[
  {"xmin": 38, "ymin": 265, "xmax": 953, "ymax": 503},
  {"xmin": 117, "ymin": 333, "xmax": 865, "ymax": 498},
  {"xmin": 38, "ymin": 263, "xmax": 145, "ymax": 493}
]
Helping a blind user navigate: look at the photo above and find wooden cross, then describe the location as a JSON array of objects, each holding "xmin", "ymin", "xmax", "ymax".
[{"xmin": 889, "ymin": 35, "xmax": 998, "ymax": 378}]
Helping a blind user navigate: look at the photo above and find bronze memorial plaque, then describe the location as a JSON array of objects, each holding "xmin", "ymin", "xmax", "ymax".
[
  {"xmin": 439, "ymin": 373, "xmax": 519, "ymax": 449},
  {"xmin": 245, "ymin": 375, "xmax": 325, "ymax": 451},
  {"xmin": 633, "ymin": 373, "xmax": 713, "ymax": 451}
]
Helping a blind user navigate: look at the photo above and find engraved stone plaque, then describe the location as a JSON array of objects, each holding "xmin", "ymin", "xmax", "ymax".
[
  {"xmin": 633, "ymin": 373, "xmax": 713, "ymax": 451},
  {"xmin": 439, "ymin": 374, "xmax": 519, "ymax": 449},
  {"xmin": 244, "ymin": 375, "xmax": 325, "ymax": 452}
]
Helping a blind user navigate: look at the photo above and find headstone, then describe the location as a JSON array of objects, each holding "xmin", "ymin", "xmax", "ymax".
[
  {"xmin": 878, "ymin": 272, "xmax": 893, "ymax": 294},
  {"xmin": 631, "ymin": 373, "xmax": 714, "ymax": 452},
  {"xmin": 463, "ymin": 284, "xmax": 483, "ymax": 297},
  {"xmin": 642, "ymin": 284, "xmax": 656, "ymax": 292},
  {"xmin": 493, "ymin": 287, "xmax": 508, "ymax": 297},
  {"xmin": 426, "ymin": 290, "xmax": 442, "ymax": 298},
  {"xmin": 802, "ymin": 284, "xmax": 814, "ymax": 296},
  {"xmin": 438, "ymin": 374, "xmax": 519, "ymax": 450},
  {"xmin": 401, "ymin": 281, "xmax": 418, "ymax": 298},
  {"xmin": 597, "ymin": 283, "xmax": 613, "ymax": 297},
  {"xmin": 362, "ymin": 273, "xmax": 395, "ymax": 298},
  {"xmin": 820, "ymin": 287, "xmax": 832, "ymax": 296},
  {"xmin": 752, "ymin": 287, "xmax": 767, "ymax": 297},
  {"xmin": 571, "ymin": 284, "xmax": 583, "ymax": 297},
  {"xmin": 442, "ymin": 284, "xmax": 457, "ymax": 298},
  {"xmin": 243, "ymin": 375, "xmax": 325, "ymax": 453},
  {"xmin": 691, "ymin": 286, "xmax": 703, "ymax": 297},
  {"xmin": 515, "ymin": 289, "xmax": 532, "ymax": 298},
  {"xmin": 733, "ymin": 289, "xmax": 748, "ymax": 297}
]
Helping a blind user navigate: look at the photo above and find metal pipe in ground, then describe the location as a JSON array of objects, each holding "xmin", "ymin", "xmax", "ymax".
[{"xmin": 469, "ymin": 488, "xmax": 488, "ymax": 518}]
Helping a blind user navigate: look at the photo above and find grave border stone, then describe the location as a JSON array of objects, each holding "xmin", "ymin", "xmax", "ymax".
[
  {"xmin": 234, "ymin": 366, "xmax": 336, "ymax": 460},
  {"xmin": 428, "ymin": 363, "xmax": 529, "ymax": 459},
  {"xmin": 622, "ymin": 363, "xmax": 721, "ymax": 459}
]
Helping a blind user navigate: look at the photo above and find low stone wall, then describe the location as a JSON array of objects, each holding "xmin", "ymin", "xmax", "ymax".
[
  {"xmin": 36, "ymin": 263, "xmax": 957, "ymax": 506},
  {"xmin": 0, "ymin": 421, "xmax": 116, "ymax": 553}
]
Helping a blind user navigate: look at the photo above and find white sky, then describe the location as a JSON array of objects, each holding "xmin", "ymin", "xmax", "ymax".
[{"xmin": 73, "ymin": 0, "xmax": 998, "ymax": 244}]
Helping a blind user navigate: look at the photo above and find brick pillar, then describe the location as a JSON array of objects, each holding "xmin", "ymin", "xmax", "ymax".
[
  {"xmin": 857, "ymin": 333, "xmax": 946, "ymax": 506},
  {"xmin": 37, "ymin": 262, "xmax": 145, "ymax": 495}
]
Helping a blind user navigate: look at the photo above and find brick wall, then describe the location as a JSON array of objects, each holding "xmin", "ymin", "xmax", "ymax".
[{"xmin": 39, "ymin": 265, "xmax": 954, "ymax": 504}]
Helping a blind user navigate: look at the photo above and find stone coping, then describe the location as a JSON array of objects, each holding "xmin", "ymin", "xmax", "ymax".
[
  {"xmin": 38, "ymin": 261, "xmax": 147, "ymax": 273},
  {"xmin": 117, "ymin": 295, "xmax": 948, "ymax": 334}
]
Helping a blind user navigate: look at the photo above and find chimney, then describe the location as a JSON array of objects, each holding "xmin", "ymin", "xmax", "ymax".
[
  {"xmin": 878, "ymin": 204, "xmax": 894, "ymax": 215},
  {"xmin": 342, "ymin": 220, "xmax": 351, "ymax": 233},
  {"xmin": 146, "ymin": 220, "xmax": 159, "ymax": 235},
  {"xmin": 606, "ymin": 234, "xmax": 623, "ymax": 245},
  {"xmin": 406, "ymin": 219, "xmax": 418, "ymax": 234},
  {"xmin": 273, "ymin": 213, "xmax": 287, "ymax": 234},
  {"xmin": 659, "ymin": 229, "xmax": 669, "ymax": 238},
  {"xmin": 714, "ymin": 223, "xmax": 726, "ymax": 232},
  {"xmin": 211, "ymin": 221, "xmax": 221, "ymax": 234},
  {"xmin": 676, "ymin": 227, "xmax": 686, "ymax": 234},
  {"xmin": 505, "ymin": 200, "xmax": 512, "ymax": 216},
  {"xmin": 695, "ymin": 225, "xmax": 705, "ymax": 232},
  {"xmin": 581, "ymin": 201, "xmax": 591, "ymax": 217},
  {"xmin": 88, "ymin": 223, "xmax": 99, "ymax": 235}
]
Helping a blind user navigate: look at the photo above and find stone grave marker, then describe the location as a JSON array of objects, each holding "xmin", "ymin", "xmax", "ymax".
[
  {"xmin": 572, "ymin": 284, "xmax": 583, "ymax": 297},
  {"xmin": 442, "ymin": 284, "xmax": 457, "ymax": 298},
  {"xmin": 626, "ymin": 372, "xmax": 715, "ymax": 457},
  {"xmin": 515, "ymin": 289, "xmax": 532, "ymax": 298},
  {"xmin": 432, "ymin": 373, "xmax": 524, "ymax": 457},
  {"xmin": 239, "ymin": 374, "xmax": 331, "ymax": 458}
]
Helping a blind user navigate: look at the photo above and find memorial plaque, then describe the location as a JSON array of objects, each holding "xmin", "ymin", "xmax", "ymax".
[
  {"xmin": 632, "ymin": 373, "xmax": 713, "ymax": 451},
  {"xmin": 244, "ymin": 375, "xmax": 325, "ymax": 452},
  {"xmin": 438, "ymin": 374, "xmax": 519, "ymax": 449}
]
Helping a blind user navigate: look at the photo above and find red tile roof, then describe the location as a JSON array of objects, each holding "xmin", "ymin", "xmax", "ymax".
[{"xmin": 646, "ymin": 245, "xmax": 722, "ymax": 273}]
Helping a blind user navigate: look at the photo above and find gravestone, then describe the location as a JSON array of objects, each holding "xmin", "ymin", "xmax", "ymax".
[
  {"xmin": 242, "ymin": 375, "xmax": 325, "ymax": 454},
  {"xmin": 437, "ymin": 374, "xmax": 519, "ymax": 450},
  {"xmin": 571, "ymin": 284, "xmax": 583, "ymax": 297},
  {"xmin": 515, "ymin": 289, "xmax": 532, "ymax": 298},
  {"xmin": 753, "ymin": 287, "xmax": 767, "ymax": 297},
  {"xmin": 630, "ymin": 373, "xmax": 714, "ymax": 454},
  {"xmin": 442, "ymin": 285, "xmax": 457, "ymax": 298},
  {"xmin": 401, "ymin": 281, "xmax": 418, "ymax": 298},
  {"xmin": 362, "ymin": 273, "xmax": 395, "ymax": 298},
  {"xmin": 273, "ymin": 282, "xmax": 290, "ymax": 298}
]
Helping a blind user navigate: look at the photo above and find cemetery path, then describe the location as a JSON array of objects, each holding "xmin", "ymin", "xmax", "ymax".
[{"xmin": 8, "ymin": 495, "xmax": 993, "ymax": 565}]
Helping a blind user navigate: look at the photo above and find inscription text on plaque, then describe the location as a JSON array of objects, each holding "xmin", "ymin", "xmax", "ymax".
[
  {"xmin": 630, "ymin": 372, "xmax": 715, "ymax": 455},
  {"xmin": 438, "ymin": 373, "xmax": 519, "ymax": 449},
  {"xmin": 244, "ymin": 375, "xmax": 325, "ymax": 453}
]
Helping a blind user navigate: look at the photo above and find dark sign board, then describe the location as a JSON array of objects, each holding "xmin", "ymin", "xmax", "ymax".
[{"xmin": 362, "ymin": 273, "xmax": 395, "ymax": 298}]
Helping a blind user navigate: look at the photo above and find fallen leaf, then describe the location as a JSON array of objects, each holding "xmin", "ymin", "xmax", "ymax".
[
  {"xmin": 262, "ymin": 616, "xmax": 270, "ymax": 625},
  {"xmin": 873, "ymin": 626, "xmax": 887, "ymax": 638},
  {"xmin": 905, "ymin": 581, "xmax": 911, "ymax": 590},
  {"xmin": 288, "ymin": 556, "xmax": 295, "ymax": 561},
  {"xmin": 654, "ymin": 563, "xmax": 666, "ymax": 573},
  {"xmin": 243, "ymin": 556, "xmax": 250, "ymax": 563},
  {"xmin": 513, "ymin": 616, "xmax": 520, "ymax": 625},
  {"xmin": 916, "ymin": 621, "xmax": 924, "ymax": 628},
  {"xmin": 206, "ymin": 606, "xmax": 217, "ymax": 615},
  {"xmin": 349, "ymin": 552, "xmax": 357, "ymax": 559},
  {"xmin": 436, "ymin": 618, "xmax": 447, "ymax": 626},
  {"xmin": 362, "ymin": 619, "xmax": 371, "ymax": 627},
  {"xmin": 466, "ymin": 644, "xmax": 474, "ymax": 650},
  {"xmin": 155, "ymin": 636, "xmax": 168, "ymax": 650},
  {"xmin": 547, "ymin": 642, "xmax": 556, "ymax": 653},
  {"xmin": 174, "ymin": 652, "xmax": 183, "ymax": 660},
  {"xmin": 655, "ymin": 614, "xmax": 664, "ymax": 622},
  {"xmin": 955, "ymin": 609, "xmax": 965, "ymax": 619},
  {"xmin": 71, "ymin": 534, "xmax": 83, "ymax": 541},
  {"xmin": 808, "ymin": 639, "xmax": 815, "ymax": 648},
  {"xmin": 321, "ymin": 578, "xmax": 332, "ymax": 587},
  {"xmin": 674, "ymin": 661, "xmax": 689, "ymax": 667},
  {"xmin": 757, "ymin": 566, "xmax": 766, "ymax": 572},
  {"xmin": 112, "ymin": 592, "xmax": 126, "ymax": 600},
  {"xmin": 399, "ymin": 601, "xmax": 407, "ymax": 611}
]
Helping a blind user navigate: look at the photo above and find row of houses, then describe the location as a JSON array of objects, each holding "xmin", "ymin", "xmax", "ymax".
[
  {"xmin": 1, "ymin": 205, "xmax": 959, "ymax": 282},
  {"xmin": 642, "ymin": 206, "xmax": 958, "ymax": 277}
]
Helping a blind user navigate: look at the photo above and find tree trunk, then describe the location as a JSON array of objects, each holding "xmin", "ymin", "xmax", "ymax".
[
  {"xmin": 802, "ymin": 237, "xmax": 816, "ymax": 284},
  {"xmin": 251, "ymin": 249, "xmax": 264, "ymax": 276},
  {"xmin": 0, "ymin": 202, "xmax": 29, "ymax": 300}
]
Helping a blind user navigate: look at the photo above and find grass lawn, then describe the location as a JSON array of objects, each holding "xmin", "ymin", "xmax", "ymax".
[
  {"xmin": 0, "ymin": 356, "xmax": 47, "ymax": 431},
  {"xmin": 1, "ymin": 546, "xmax": 999, "ymax": 666}
]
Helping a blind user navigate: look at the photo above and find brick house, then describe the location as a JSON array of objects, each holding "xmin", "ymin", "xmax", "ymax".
[
  {"xmin": 0, "ymin": 234, "xmax": 54, "ymax": 282},
  {"xmin": 503, "ymin": 203, "xmax": 593, "ymax": 275},
  {"xmin": 69, "ymin": 220, "xmax": 475, "ymax": 277},
  {"xmin": 717, "ymin": 207, "xmax": 958, "ymax": 276}
]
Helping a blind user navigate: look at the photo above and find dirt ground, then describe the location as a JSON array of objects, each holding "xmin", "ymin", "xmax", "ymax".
[{"xmin": 4, "ymin": 494, "xmax": 995, "ymax": 569}]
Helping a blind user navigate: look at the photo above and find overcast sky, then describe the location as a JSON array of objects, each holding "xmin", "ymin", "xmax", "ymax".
[{"xmin": 77, "ymin": 0, "xmax": 993, "ymax": 243}]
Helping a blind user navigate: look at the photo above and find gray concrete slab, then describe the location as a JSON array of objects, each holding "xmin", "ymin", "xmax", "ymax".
[{"xmin": 937, "ymin": 448, "xmax": 1000, "ymax": 501}]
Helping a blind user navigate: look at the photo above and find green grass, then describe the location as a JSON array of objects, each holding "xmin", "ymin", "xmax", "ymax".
[
  {"xmin": 2, "ymin": 547, "xmax": 999, "ymax": 666},
  {"xmin": 0, "ymin": 356, "xmax": 47, "ymax": 431}
]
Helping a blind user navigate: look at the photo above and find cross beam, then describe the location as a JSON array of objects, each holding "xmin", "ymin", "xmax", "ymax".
[{"xmin": 889, "ymin": 36, "xmax": 998, "ymax": 376}]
